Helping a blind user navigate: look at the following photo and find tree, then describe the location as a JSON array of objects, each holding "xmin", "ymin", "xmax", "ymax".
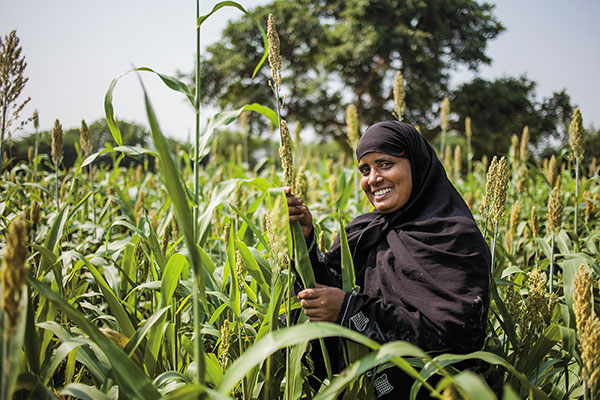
[
  {"xmin": 196, "ymin": 0, "xmax": 504, "ymax": 144},
  {"xmin": 451, "ymin": 76, "xmax": 573, "ymax": 159},
  {"xmin": 0, "ymin": 30, "xmax": 30, "ymax": 167}
]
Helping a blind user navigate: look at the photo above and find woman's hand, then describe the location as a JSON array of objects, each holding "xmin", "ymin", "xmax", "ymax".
[
  {"xmin": 285, "ymin": 186, "xmax": 313, "ymax": 239},
  {"xmin": 298, "ymin": 284, "xmax": 346, "ymax": 322}
]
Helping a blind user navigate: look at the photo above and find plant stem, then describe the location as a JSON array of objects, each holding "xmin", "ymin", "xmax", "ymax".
[
  {"xmin": 574, "ymin": 159, "xmax": 579, "ymax": 251},
  {"xmin": 491, "ymin": 222, "xmax": 498, "ymax": 274},
  {"xmin": 193, "ymin": 0, "xmax": 201, "ymax": 242},
  {"xmin": 55, "ymin": 164, "xmax": 59, "ymax": 211},
  {"xmin": 549, "ymin": 234, "xmax": 555, "ymax": 293}
]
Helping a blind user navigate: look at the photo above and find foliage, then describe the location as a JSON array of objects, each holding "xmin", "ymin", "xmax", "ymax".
[
  {"xmin": 451, "ymin": 76, "xmax": 574, "ymax": 158},
  {"xmin": 194, "ymin": 0, "xmax": 504, "ymax": 143},
  {"xmin": 0, "ymin": 30, "xmax": 31, "ymax": 168}
]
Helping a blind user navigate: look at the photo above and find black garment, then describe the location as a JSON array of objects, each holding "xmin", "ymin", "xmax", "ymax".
[{"xmin": 305, "ymin": 121, "xmax": 491, "ymax": 398}]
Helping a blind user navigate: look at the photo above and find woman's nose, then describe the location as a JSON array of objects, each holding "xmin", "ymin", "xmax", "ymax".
[{"xmin": 368, "ymin": 170, "xmax": 382, "ymax": 185}]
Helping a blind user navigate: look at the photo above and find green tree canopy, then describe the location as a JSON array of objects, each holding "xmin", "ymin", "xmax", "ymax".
[
  {"xmin": 197, "ymin": 0, "xmax": 504, "ymax": 143},
  {"xmin": 451, "ymin": 76, "xmax": 573, "ymax": 159}
]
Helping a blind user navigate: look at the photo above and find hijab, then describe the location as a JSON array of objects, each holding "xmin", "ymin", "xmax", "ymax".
[{"xmin": 326, "ymin": 121, "xmax": 491, "ymax": 352}]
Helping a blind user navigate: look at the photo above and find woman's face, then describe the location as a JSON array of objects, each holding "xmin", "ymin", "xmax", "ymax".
[{"xmin": 358, "ymin": 152, "xmax": 412, "ymax": 214}]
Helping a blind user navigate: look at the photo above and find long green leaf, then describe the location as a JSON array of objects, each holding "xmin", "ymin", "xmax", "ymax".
[
  {"xmin": 72, "ymin": 253, "xmax": 135, "ymax": 338},
  {"xmin": 217, "ymin": 322, "xmax": 381, "ymax": 394},
  {"xmin": 28, "ymin": 277, "xmax": 161, "ymax": 400},
  {"xmin": 59, "ymin": 383, "xmax": 110, "ymax": 400},
  {"xmin": 197, "ymin": 1, "xmax": 268, "ymax": 78},
  {"xmin": 104, "ymin": 67, "xmax": 195, "ymax": 145}
]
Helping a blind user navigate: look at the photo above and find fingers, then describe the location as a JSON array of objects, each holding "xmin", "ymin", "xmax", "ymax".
[{"xmin": 297, "ymin": 288, "xmax": 320, "ymax": 300}]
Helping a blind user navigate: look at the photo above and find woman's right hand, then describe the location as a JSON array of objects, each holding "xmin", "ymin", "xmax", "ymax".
[{"xmin": 285, "ymin": 186, "xmax": 313, "ymax": 239}]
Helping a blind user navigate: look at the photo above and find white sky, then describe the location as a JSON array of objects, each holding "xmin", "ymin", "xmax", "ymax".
[{"xmin": 2, "ymin": 0, "xmax": 599, "ymax": 143}]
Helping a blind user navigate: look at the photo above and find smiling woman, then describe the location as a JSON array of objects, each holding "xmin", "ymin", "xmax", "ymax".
[{"xmin": 287, "ymin": 120, "xmax": 491, "ymax": 399}]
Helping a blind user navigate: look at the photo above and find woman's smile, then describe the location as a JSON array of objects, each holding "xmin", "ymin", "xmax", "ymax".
[{"xmin": 358, "ymin": 152, "xmax": 412, "ymax": 213}]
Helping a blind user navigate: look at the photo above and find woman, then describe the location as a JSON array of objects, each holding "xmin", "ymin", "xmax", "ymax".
[{"xmin": 287, "ymin": 121, "xmax": 491, "ymax": 398}]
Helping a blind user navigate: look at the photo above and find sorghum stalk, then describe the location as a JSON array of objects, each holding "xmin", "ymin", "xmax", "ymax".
[
  {"xmin": 32, "ymin": 109, "xmax": 38, "ymax": 182},
  {"xmin": 480, "ymin": 156, "xmax": 499, "ymax": 237},
  {"xmin": 547, "ymin": 186, "xmax": 563, "ymax": 293},
  {"xmin": 51, "ymin": 119, "xmax": 63, "ymax": 210},
  {"xmin": 569, "ymin": 108, "xmax": 584, "ymax": 244},
  {"xmin": 192, "ymin": 0, "xmax": 205, "ymax": 385},
  {"xmin": 490, "ymin": 157, "xmax": 508, "ymax": 272}
]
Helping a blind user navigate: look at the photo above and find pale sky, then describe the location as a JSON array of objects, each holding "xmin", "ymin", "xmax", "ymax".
[{"xmin": 2, "ymin": 0, "xmax": 599, "ymax": 143}]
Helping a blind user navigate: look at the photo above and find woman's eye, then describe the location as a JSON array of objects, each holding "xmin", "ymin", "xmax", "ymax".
[
  {"xmin": 380, "ymin": 162, "xmax": 392, "ymax": 168},
  {"xmin": 360, "ymin": 168, "xmax": 370, "ymax": 176}
]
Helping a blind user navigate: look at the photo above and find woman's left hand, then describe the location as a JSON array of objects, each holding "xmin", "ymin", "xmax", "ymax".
[{"xmin": 298, "ymin": 284, "xmax": 346, "ymax": 322}]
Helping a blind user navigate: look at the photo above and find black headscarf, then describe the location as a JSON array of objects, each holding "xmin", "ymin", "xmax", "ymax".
[{"xmin": 325, "ymin": 121, "xmax": 491, "ymax": 353}]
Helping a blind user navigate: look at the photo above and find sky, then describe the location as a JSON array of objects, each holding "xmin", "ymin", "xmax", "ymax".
[{"xmin": 2, "ymin": 0, "xmax": 599, "ymax": 143}]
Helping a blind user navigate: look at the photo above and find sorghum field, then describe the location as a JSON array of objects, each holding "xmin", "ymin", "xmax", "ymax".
[{"xmin": 1, "ymin": 3, "xmax": 599, "ymax": 400}]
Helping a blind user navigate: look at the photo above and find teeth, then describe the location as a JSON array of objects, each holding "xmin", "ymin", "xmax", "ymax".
[{"xmin": 373, "ymin": 188, "xmax": 392, "ymax": 196}]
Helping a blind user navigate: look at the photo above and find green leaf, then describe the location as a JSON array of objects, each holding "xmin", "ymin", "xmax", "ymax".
[
  {"xmin": 339, "ymin": 218, "xmax": 356, "ymax": 292},
  {"xmin": 1, "ymin": 288, "xmax": 28, "ymax": 400},
  {"xmin": 104, "ymin": 67, "xmax": 195, "ymax": 145},
  {"xmin": 217, "ymin": 322, "xmax": 381, "ymax": 394},
  {"xmin": 124, "ymin": 306, "xmax": 170, "ymax": 358},
  {"xmin": 314, "ymin": 341, "xmax": 432, "ymax": 400},
  {"xmin": 59, "ymin": 383, "xmax": 110, "ymax": 400},
  {"xmin": 197, "ymin": 1, "xmax": 268, "ymax": 78},
  {"xmin": 452, "ymin": 371, "xmax": 497, "ymax": 400},
  {"xmin": 292, "ymin": 221, "xmax": 316, "ymax": 289},
  {"xmin": 72, "ymin": 253, "xmax": 135, "ymax": 338},
  {"xmin": 28, "ymin": 277, "xmax": 161, "ymax": 400}
]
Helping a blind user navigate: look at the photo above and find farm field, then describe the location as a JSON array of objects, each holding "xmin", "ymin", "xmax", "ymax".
[{"xmin": 1, "ymin": 2, "xmax": 600, "ymax": 400}]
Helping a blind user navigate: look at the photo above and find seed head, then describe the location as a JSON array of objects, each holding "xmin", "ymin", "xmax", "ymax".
[
  {"xmin": 443, "ymin": 144, "xmax": 452, "ymax": 174},
  {"xmin": 51, "ymin": 119, "xmax": 64, "ymax": 166},
  {"xmin": 589, "ymin": 157, "xmax": 597, "ymax": 178},
  {"xmin": 79, "ymin": 119, "xmax": 93, "ymax": 157},
  {"xmin": 171, "ymin": 215, "xmax": 180, "ymax": 240},
  {"xmin": 546, "ymin": 155, "xmax": 558, "ymax": 188},
  {"xmin": 135, "ymin": 189, "xmax": 145, "ymax": 217},
  {"xmin": 318, "ymin": 230, "xmax": 327, "ymax": 253},
  {"xmin": 465, "ymin": 116, "xmax": 472, "ymax": 139},
  {"xmin": 32, "ymin": 109, "xmax": 39, "ymax": 130},
  {"xmin": 440, "ymin": 97, "xmax": 450, "ymax": 131},
  {"xmin": 522, "ymin": 269, "xmax": 547, "ymax": 337},
  {"xmin": 547, "ymin": 186, "xmax": 563, "ymax": 234},
  {"xmin": 505, "ymin": 200, "xmax": 521, "ymax": 248},
  {"xmin": 505, "ymin": 285, "xmax": 522, "ymax": 325},
  {"xmin": 232, "ymin": 181, "xmax": 243, "ymax": 208},
  {"xmin": 585, "ymin": 192, "xmax": 596, "ymax": 222},
  {"xmin": 491, "ymin": 156, "xmax": 509, "ymax": 225},
  {"xmin": 267, "ymin": 195, "xmax": 289, "ymax": 271},
  {"xmin": 293, "ymin": 165, "xmax": 308, "ymax": 201},
  {"xmin": 510, "ymin": 134, "xmax": 519, "ymax": 162},
  {"xmin": 573, "ymin": 264, "xmax": 600, "ymax": 390},
  {"xmin": 345, "ymin": 104, "xmax": 360, "ymax": 150},
  {"xmin": 328, "ymin": 175, "xmax": 338, "ymax": 204},
  {"xmin": 480, "ymin": 155, "xmax": 498, "ymax": 218},
  {"xmin": 30, "ymin": 200, "xmax": 40, "ymax": 226},
  {"xmin": 267, "ymin": 14, "xmax": 282, "ymax": 87},
  {"xmin": 520, "ymin": 126, "xmax": 530, "ymax": 163},
  {"xmin": 569, "ymin": 107, "xmax": 584, "ymax": 163},
  {"xmin": 453, "ymin": 145, "xmax": 461, "ymax": 177},
  {"xmin": 1, "ymin": 216, "xmax": 29, "ymax": 334},
  {"xmin": 236, "ymin": 250, "xmax": 245, "ymax": 290},
  {"xmin": 27, "ymin": 146, "xmax": 33, "ymax": 162},
  {"xmin": 529, "ymin": 206, "xmax": 539, "ymax": 238},
  {"xmin": 223, "ymin": 222, "xmax": 231, "ymax": 253},
  {"xmin": 393, "ymin": 71, "xmax": 406, "ymax": 121},
  {"xmin": 278, "ymin": 119, "xmax": 294, "ymax": 187},
  {"xmin": 464, "ymin": 192, "xmax": 474, "ymax": 211},
  {"xmin": 219, "ymin": 319, "xmax": 231, "ymax": 370}
]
